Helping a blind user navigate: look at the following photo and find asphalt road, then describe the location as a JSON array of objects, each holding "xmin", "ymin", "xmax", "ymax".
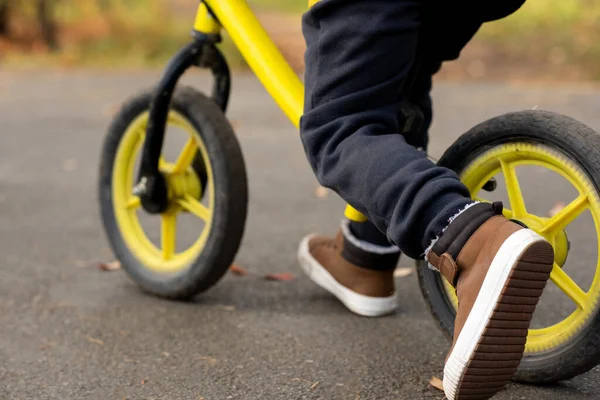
[{"xmin": 1, "ymin": 70, "xmax": 600, "ymax": 400}]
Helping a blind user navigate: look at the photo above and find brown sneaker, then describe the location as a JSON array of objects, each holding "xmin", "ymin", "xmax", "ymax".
[
  {"xmin": 297, "ymin": 222, "xmax": 400, "ymax": 317},
  {"xmin": 426, "ymin": 202, "xmax": 554, "ymax": 400}
]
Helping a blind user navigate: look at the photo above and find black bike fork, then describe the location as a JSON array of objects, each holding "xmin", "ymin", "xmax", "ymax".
[{"xmin": 134, "ymin": 2, "xmax": 231, "ymax": 214}]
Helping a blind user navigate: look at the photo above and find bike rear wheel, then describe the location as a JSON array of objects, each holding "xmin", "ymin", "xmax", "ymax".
[{"xmin": 418, "ymin": 110, "xmax": 600, "ymax": 383}]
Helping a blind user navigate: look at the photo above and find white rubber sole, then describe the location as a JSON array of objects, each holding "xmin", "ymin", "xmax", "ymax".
[
  {"xmin": 443, "ymin": 229, "xmax": 548, "ymax": 400},
  {"xmin": 297, "ymin": 235, "xmax": 397, "ymax": 317}
]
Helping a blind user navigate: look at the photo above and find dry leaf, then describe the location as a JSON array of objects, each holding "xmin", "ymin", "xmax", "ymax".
[
  {"xmin": 229, "ymin": 264, "xmax": 248, "ymax": 276},
  {"xmin": 39, "ymin": 341, "xmax": 55, "ymax": 350},
  {"xmin": 98, "ymin": 260, "xmax": 121, "ymax": 271},
  {"xmin": 311, "ymin": 381, "xmax": 320, "ymax": 390},
  {"xmin": 141, "ymin": 379, "xmax": 147, "ymax": 385},
  {"xmin": 429, "ymin": 376, "xmax": 443, "ymax": 391},
  {"xmin": 264, "ymin": 272, "xmax": 296, "ymax": 281},
  {"xmin": 195, "ymin": 356, "xmax": 217, "ymax": 365},
  {"xmin": 315, "ymin": 186, "xmax": 329, "ymax": 198},
  {"xmin": 548, "ymin": 201, "xmax": 566, "ymax": 217},
  {"xmin": 394, "ymin": 267, "xmax": 413, "ymax": 278},
  {"xmin": 86, "ymin": 336, "xmax": 104, "ymax": 346}
]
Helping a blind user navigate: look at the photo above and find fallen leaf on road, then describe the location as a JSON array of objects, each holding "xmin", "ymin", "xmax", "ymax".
[
  {"xmin": 195, "ymin": 356, "xmax": 217, "ymax": 365},
  {"xmin": 264, "ymin": 272, "xmax": 296, "ymax": 281},
  {"xmin": 429, "ymin": 376, "xmax": 443, "ymax": 391},
  {"xmin": 39, "ymin": 340, "xmax": 55, "ymax": 350},
  {"xmin": 98, "ymin": 260, "xmax": 121, "ymax": 271},
  {"xmin": 315, "ymin": 186, "xmax": 329, "ymax": 198},
  {"xmin": 311, "ymin": 381, "xmax": 320, "ymax": 390},
  {"xmin": 229, "ymin": 264, "xmax": 248, "ymax": 276},
  {"xmin": 141, "ymin": 379, "xmax": 147, "ymax": 385},
  {"xmin": 394, "ymin": 267, "xmax": 413, "ymax": 278},
  {"xmin": 548, "ymin": 201, "xmax": 566, "ymax": 217},
  {"xmin": 85, "ymin": 336, "xmax": 105, "ymax": 346}
]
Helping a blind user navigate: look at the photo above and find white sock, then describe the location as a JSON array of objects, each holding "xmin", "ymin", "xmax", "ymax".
[{"xmin": 340, "ymin": 220, "xmax": 400, "ymax": 254}]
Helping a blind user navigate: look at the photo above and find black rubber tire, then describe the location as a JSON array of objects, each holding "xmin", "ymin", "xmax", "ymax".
[
  {"xmin": 99, "ymin": 86, "xmax": 248, "ymax": 299},
  {"xmin": 417, "ymin": 110, "xmax": 600, "ymax": 384}
]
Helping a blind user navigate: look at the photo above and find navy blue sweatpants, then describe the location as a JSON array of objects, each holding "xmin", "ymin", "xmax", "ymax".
[{"xmin": 300, "ymin": 0, "xmax": 525, "ymax": 259}]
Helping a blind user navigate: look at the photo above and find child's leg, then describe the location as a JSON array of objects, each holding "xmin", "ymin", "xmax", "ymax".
[
  {"xmin": 301, "ymin": 0, "xmax": 473, "ymax": 260},
  {"xmin": 297, "ymin": 0, "xmax": 448, "ymax": 317},
  {"xmin": 346, "ymin": 59, "xmax": 438, "ymax": 249},
  {"xmin": 300, "ymin": 2, "xmax": 554, "ymax": 399}
]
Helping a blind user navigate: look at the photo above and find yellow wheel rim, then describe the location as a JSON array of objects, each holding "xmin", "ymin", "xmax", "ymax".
[
  {"xmin": 112, "ymin": 111, "xmax": 215, "ymax": 274},
  {"xmin": 442, "ymin": 142, "xmax": 600, "ymax": 354}
]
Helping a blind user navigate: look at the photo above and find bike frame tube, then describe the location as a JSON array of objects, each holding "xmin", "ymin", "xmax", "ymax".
[
  {"xmin": 198, "ymin": 0, "xmax": 365, "ymax": 222},
  {"xmin": 203, "ymin": 0, "xmax": 304, "ymax": 128}
]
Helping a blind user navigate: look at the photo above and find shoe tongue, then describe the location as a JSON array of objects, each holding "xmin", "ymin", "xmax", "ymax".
[{"xmin": 431, "ymin": 202, "xmax": 503, "ymax": 260}]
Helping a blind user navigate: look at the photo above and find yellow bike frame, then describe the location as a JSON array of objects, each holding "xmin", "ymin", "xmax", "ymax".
[
  {"xmin": 196, "ymin": 0, "xmax": 367, "ymax": 222},
  {"xmin": 197, "ymin": 1, "xmax": 303, "ymax": 127}
]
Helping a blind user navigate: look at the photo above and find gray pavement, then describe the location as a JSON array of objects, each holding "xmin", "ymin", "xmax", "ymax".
[{"xmin": 1, "ymin": 70, "xmax": 600, "ymax": 400}]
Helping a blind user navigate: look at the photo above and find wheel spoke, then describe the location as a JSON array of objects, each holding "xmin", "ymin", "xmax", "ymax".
[
  {"xmin": 540, "ymin": 195, "xmax": 588, "ymax": 236},
  {"xmin": 550, "ymin": 263, "xmax": 587, "ymax": 310},
  {"xmin": 159, "ymin": 156, "xmax": 174, "ymax": 173},
  {"xmin": 500, "ymin": 160, "xmax": 527, "ymax": 217},
  {"xmin": 161, "ymin": 213, "xmax": 177, "ymax": 260},
  {"xmin": 177, "ymin": 195, "xmax": 211, "ymax": 221},
  {"xmin": 474, "ymin": 196, "xmax": 513, "ymax": 219},
  {"xmin": 172, "ymin": 137, "xmax": 198, "ymax": 174},
  {"xmin": 126, "ymin": 196, "xmax": 141, "ymax": 209}
]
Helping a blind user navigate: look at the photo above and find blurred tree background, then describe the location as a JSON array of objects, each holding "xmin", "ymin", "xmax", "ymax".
[{"xmin": 0, "ymin": 0, "xmax": 598, "ymax": 81}]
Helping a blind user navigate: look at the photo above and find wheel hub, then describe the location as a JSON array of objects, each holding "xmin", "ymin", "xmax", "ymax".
[
  {"xmin": 515, "ymin": 215, "xmax": 569, "ymax": 267},
  {"xmin": 164, "ymin": 169, "xmax": 202, "ymax": 212}
]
